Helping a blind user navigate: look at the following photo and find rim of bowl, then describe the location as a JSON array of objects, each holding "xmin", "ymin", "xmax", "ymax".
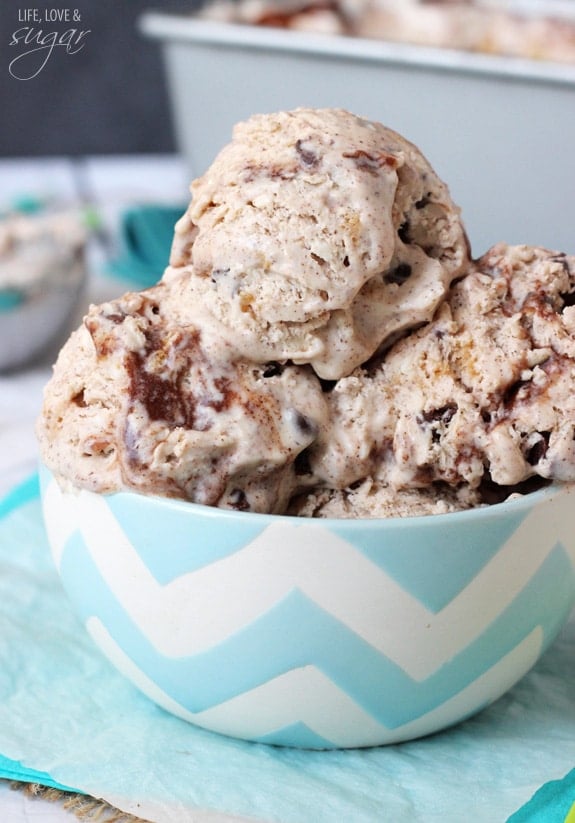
[{"xmin": 44, "ymin": 467, "xmax": 575, "ymax": 532}]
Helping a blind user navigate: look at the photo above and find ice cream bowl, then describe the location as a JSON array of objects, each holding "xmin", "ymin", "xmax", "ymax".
[
  {"xmin": 0, "ymin": 210, "xmax": 88, "ymax": 372},
  {"xmin": 0, "ymin": 276, "xmax": 86, "ymax": 372},
  {"xmin": 39, "ymin": 466, "xmax": 575, "ymax": 749}
]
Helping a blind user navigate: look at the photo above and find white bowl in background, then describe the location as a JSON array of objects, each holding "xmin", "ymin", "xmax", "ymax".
[{"xmin": 0, "ymin": 211, "xmax": 87, "ymax": 372}]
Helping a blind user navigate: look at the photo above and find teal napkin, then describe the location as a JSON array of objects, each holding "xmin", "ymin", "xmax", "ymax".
[
  {"xmin": 507, "ymin": 769, "xmax": 575, "ymax": 822},
  {"xmin": 0, "ymin": 753, "xmax": 78, "ymax": 792},
  {"xmin": 107, "ymin": 205, "xmax": 186, "ymax": 288},
  {"xmin": 1, "ymin": 475, "xmax": 575, "ymax": 822}
]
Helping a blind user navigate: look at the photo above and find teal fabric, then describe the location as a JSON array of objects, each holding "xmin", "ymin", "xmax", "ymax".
[
  {"xmin": 507, "ymin": 769, "xmax": 575, "ymax": 822},
  {"xmin": 0, "ymin": 288, "xmax": 24, "ymax": 312},
  {"xmin": 107, "ymin": 204, "xmax": 186, "ymax": 287},
  {"xmin": 1, "ymin": 476, "xmax": 575, "ymax": 822},
  {"xmin": 0, "ymin": 753, "xmax": 79, "ymax": 793}
]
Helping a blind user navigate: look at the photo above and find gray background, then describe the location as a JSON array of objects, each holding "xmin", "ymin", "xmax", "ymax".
[{"xmin": 1, "ymin": 0, "xmax": 200, "ymax": 157}]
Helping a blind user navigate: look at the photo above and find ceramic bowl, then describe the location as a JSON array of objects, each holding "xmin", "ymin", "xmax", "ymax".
[
  {"xmin": 39, "ymin": 467, "xmax": 575, "ymax": 749},
  {"xmin": 0, "ymin": 211, "xmax": 88, "ymax": 372},
  {"xmin": 0, "ymin": 275, "xmax": 86, "ymax": 372}
]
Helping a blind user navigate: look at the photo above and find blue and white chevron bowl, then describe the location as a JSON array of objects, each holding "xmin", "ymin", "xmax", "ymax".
[{"xmin": 40, "ymin": 467, "xmax": 575, "ymax": 749}]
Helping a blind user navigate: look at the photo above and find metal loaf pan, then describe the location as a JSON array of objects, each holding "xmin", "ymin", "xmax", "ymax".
[{"xmin": 141, "ymin": 11, "xmax": 575, "ymax": 256}]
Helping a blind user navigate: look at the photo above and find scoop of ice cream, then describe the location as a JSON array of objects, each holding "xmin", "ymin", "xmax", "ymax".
[
  {"xmin": 0, "ymin": 210, "xmax": 87, "ymax": 295},
  {"xmin": 307, "ymin": 243, "xmax": 575, "ymax": 493},
  {"xmin": 36, "ymin": 105, "xmax": 575, "ymax": 521},
  {"xmin": 168, "ymin": 108, "xmax": 469, "ymax": 379},
  {"xmin": 288, "ymin": 476, "xmax": 483, "ymax": 518},
  {"xmin": 37, "ymin": 280, "xmax": 329, "ymax": 514}
]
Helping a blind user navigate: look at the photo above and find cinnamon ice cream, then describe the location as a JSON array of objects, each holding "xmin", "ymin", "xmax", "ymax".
[
  {"xmin": 200, "ymin": 0, "xmax": 575, "ymax": 64},
  {"xmin": 167, "ymin": 108, "xmax": 469, "ymax": 379},
  {"xmin": 38, "ymin": 285, "xmax": 328, "ymax": 513},
  {"xmin": 36, "ymin": 110, "xmax": 575, "ymax": 518},
  {"xmin": 302, "ymin": 243, "xmax": 575, "ymax": 511}
]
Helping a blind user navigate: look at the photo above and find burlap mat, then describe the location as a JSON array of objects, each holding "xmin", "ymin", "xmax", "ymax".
[{"xmin": 10, "ymin": 780, "xmax": 150, "ymax": 822}]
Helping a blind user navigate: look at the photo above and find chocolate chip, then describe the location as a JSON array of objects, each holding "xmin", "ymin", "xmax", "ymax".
[
  {"xmin": 561, "ymin": 290, "xmax": 575, "ymax": 309},
  {"xmin": 398, "ymin": 220, "xmax": 410, "ymax": 244},
  {"xmin": 343, "ymin": 256, "xmax": 350, "ymax": 268},
  {"xmin": 262, "ymin": 362, "xmax": 284, "ymax": 378},
  {"xmin": 415, "ymin": 195, "xmax": 430, "ymax": 209},
  {"xmin": 551, "ymin": 253, "xmax": 571, "ymax": 276},
  {"xmin": 419, "ymin": 404, "xmax": 458, "ymax": 425},
  {"xmin": 526, "ymin": 432, "xmax": 550, "ymax": 465},
  {"xmin": 102, "ymin": 312, "xmax": 126, "ymax": 325},
  {"xmin": 292, "ymin": 411, "xmax": 317, "ymax": 438},
  {"xmin": 294, "ymin": 448, "xmax": 312, "ymax": 476},
  {"xmin": 479, "ymin": 472, "xmax": 550, "ymax": 504},
  {"xmin": 319, "ymin": 378, "xmax": 337, "ymax": 393},
  {"xmin": 385, "ymin": 263, "xmax": 412, "ymax": 285},
  {"xmin": 502, "ymin": 379, "xmax": 528, "ymax": 407},
  {"xmin": 295, "ymin": 139, "xmax": 320, "ymax": 168},
  {"xmin": 71, "ymin": 390, "xmax": 87, "ymax": 408},
  {"xmin": 417, "ymin": 404, "xmax": 457, "ymax": 441}
]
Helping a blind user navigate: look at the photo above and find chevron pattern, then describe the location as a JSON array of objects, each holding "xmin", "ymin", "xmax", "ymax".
[{"xmin": 40, "ymin": 470, "xmax": 575, "ymax": 749}]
